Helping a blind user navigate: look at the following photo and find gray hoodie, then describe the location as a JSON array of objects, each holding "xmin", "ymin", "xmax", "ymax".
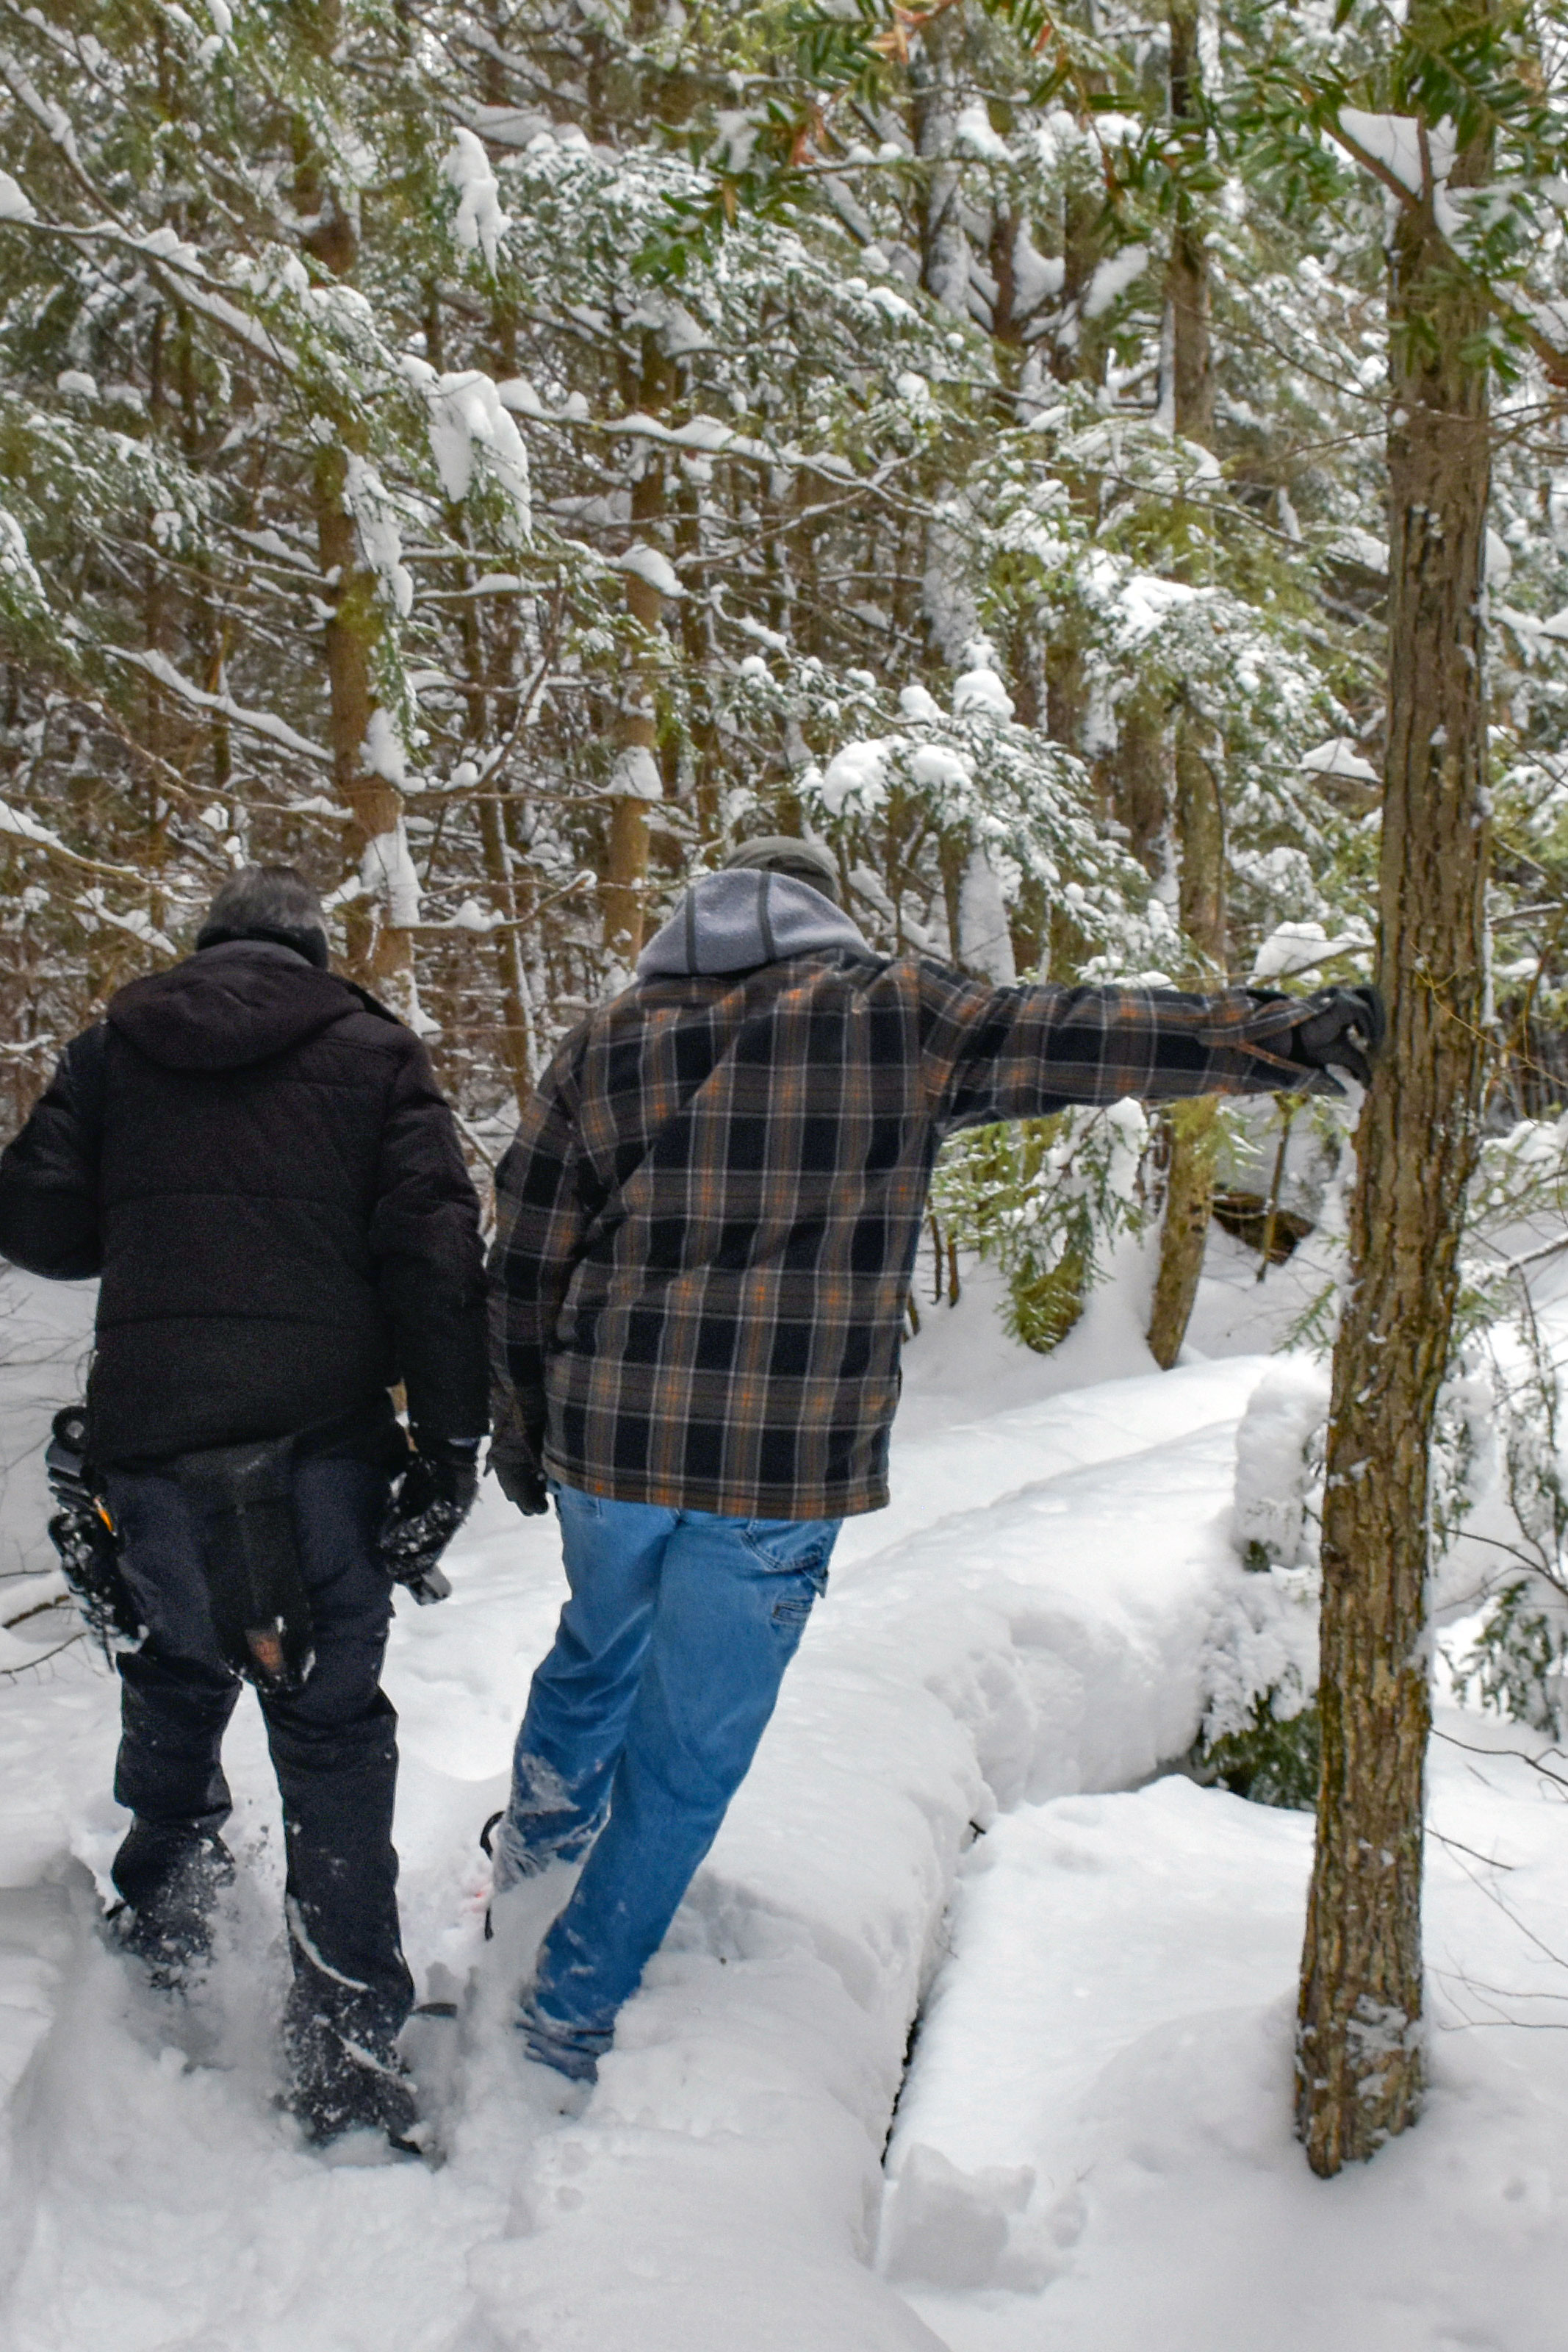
[{"xmin": 636, "ymin": 869, "xmax": 877, "ymax": 980}]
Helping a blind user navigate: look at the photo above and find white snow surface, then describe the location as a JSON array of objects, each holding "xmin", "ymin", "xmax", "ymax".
[
  {"xmin": 1, "ymin": 1250, "xmax": 1567, "ymax": 2345},
  {"xmin": 884, "ymin": 1728, "xmax": 1568, "ymax": 2352}
]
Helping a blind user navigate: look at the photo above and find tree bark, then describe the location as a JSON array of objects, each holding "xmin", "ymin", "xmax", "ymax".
[
  {"xmin": 604, "ymin": 334, "xmax": 672, "ymax": 967},
  {"xmin": 1173, "ymin": 708, "xmax": 1224, "ymax": 959},
  {"xmin": 1147, "ymin": 712, "xmax": 1226, "ymax": 1366},
  {"xmin": 295, "ymin": 84, "xmax": 417, "ymax": 1017},
  {"xmin": 910, "ymin": 4, "xmax": 971, "ymax": 320},
  {"xmin": 1296, "ymin": 47, "xmax": 1492, "ymax": 2176},
  {"xmin": 1162, "ymin": 0, "xmax": 1214, "ymax": 444},
  {"xmin": 1147, "ymin": 1096, "xmax": 1222, "ymax": 1367},
  {"xmin": 314, "ymin": 445, "xmax": 414, "ymax": 1013},
  {"xmin": 1148, "ymin": 0, "xmax": 1223, "ymax": 1369},
  {"xmin": 1108, "ymin": 684, "xmax": 1170, "ymax": 872}
]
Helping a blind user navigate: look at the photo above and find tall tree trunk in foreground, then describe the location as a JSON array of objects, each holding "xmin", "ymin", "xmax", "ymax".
[{"xmin": 1296, "ymin": 51, "xmax": 1492, "ymax": 2176}]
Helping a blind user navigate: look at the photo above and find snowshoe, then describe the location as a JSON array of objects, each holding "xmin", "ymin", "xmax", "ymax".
[
  {"xmin": 282, "ymin": 1985, "xmax": 429, "ymax": 2159},
  {"xmin": 398, "ymin": 1967, "xmax": 471, "ymax": 2143},
  {"xmin": 283, "ymin": 2028, "xmax": 426, "ymax": 2157}
]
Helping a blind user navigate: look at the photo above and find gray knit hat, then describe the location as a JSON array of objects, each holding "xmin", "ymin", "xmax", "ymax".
[{"xmin": 720, "ymin": 834, "xmax": 841, "ymax": 905}]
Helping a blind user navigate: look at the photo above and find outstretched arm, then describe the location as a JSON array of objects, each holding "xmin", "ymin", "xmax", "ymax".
[
  {"xmin": 0, "ymin": 1028, "xmax": 107, "ymax": 1280},
  {"xmin": 919, "ymin": 968, "xmax": 1375, "ymax": 1130}
]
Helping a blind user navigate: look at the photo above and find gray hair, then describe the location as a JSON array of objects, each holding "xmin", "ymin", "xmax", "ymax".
[{"xmin": 196, "ymin": 865, "xmax": 330, "ymax": 967}]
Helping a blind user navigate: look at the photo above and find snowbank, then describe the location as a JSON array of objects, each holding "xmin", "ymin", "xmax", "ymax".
[{"xmin": 885, "ymin": 1725, "xmax": 1568, "ymax": 2352}]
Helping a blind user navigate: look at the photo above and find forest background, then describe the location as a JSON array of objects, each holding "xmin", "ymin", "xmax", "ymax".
[
  {"xmin": 8, "ymin": 0, "xmax": 1568, "ymax": 2181},
  {"xmin": 7, "ymin": 0, "xmax": 1568, "ymax": 1350},
  {"xmin": 6, "ymin": 7, "xmax": 1568, "ymax": 1616}
]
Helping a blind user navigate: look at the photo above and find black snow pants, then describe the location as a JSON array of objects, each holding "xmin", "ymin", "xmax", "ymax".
[{"xmin": 104, "ymin": 1451, "xmax": 414, "ymax": 2057}]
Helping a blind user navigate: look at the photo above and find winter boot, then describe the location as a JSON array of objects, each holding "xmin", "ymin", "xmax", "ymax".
[
  {"xmin": 514, "ymin": 1987, "xmax": 605, "ymax": 2087},
  {"xmin": 281, "ymin": 1980, "xmax": 424, "ymax": 2156},
  {"xmin": 108, "ymin": 1821, "xmax": 236, "ymax": 1993}
]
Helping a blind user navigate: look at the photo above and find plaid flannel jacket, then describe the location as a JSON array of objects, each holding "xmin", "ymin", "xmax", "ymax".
[{"xmin": 489, "ymin": 954, "xmax": 1309, "ymax": 1521}]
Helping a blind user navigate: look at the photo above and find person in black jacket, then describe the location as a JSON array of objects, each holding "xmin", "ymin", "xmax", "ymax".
[{"xmin": 0, "ymin": 865, "xmax": 488, "ymax": 2151}]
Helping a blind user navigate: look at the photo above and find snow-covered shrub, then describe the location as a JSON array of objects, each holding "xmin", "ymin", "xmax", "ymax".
[
  {"xmin": 1190, "ymin": 1690, "xmax": 1321, "ymax": 1812},
  {"xmin": 930, "ymin": 1099, "xmax": 1151, "ymax": 1352},
  {"xmin": 1445, "ymin": 1297, "xmax": 1568, "ymax": 1735},
  {"xmin": 713, "ymin": 637, "xmax": 1174, "ymax": 980},
  {"xmin": 1193, "ymin": 1557, "xmax": 1322, "ymax": 1807},
  {"xmin": 1231, "ymin": 1359, "xmax": 1332, "ymax": 1573},
  {"xmin": 1189, "ymin": 1362, "xmax": 1330, "ymax": 1809}
]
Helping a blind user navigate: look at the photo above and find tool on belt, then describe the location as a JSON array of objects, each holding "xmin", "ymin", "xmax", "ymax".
[
  {"xmin": 175, "ymin": 1436, "xmax": 316, "ymax": 1693},
  {"xmin": 44, "ymin": 1406, "xmax": 143, "ymax": 1657}
]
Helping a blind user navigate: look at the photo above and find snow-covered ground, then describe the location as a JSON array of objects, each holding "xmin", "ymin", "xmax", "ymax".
[{"xmin": 1, "ymin": 1241, "xmax": 1567, "ymax": 2350}]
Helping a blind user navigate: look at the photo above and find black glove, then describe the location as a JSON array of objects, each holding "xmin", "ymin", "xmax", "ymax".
[
  {"xmin": 489, "ymin": 1443, "xmax": 549, "ymax": 1518},
  {"xmin": 1285, "ymin": 984, "xmax": 1387, "ymax": 1093},
  {"xmin": 378, "ymin": 1438, "xmax": 480, "ymax": 1602}
]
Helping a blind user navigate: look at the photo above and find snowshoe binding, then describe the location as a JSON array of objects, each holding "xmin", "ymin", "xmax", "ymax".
[{"xmin": 282, "ymin": 1996, "xmax": 429, "ymax": 2159}]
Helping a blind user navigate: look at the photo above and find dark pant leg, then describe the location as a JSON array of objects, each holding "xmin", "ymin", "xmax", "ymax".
[
  {"xmin": 259, "ymin": 1452, "xmax": 414, "ymax": 2056},
  {"xmin": 106, "ymin": 1469, "xmax": 243, "ymax": 1962}
]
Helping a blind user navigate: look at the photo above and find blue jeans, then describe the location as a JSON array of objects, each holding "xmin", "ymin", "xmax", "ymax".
[{"xmin": 499, "ymin": 1484, "xmax": 841, "ymax": 2070}]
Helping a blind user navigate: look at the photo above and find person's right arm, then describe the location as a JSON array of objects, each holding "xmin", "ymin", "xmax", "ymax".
[
  {"xmin": 916, "ymin": 967, "xmax": 1364, "ymax": 1130},
  {"xmin": 0, "ymin": 1029, "xmax": 105, "ymax": 1280}
]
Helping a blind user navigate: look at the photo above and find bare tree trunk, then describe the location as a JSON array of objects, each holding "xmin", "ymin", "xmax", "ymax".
[
  {"xmin": 1162, "ymin": 0, "xmax": 1214, "ymax": 444},
  {"xmin": 1173, "ymin": 709, "xmax": 1224, "ymax": 957},
  {"xmin": 1147, "ymin": 1097, "xmax": 1221, "ymax": 1366},
  {"xmin": 477, "ymin": 792, "xmax": 537, "ymax": 1110},
  {"xmin": 295, "ymin": 76, "xmax": 417, "ymax": 1017},
  {"xmin": 1146, "ymin": 0, "xmax": 1222, "ymax": 1363},
  {"xmin": 910, "ymin": 4, "xmax": 971, "ymax": 320},
  {"xmin": 314, "ymin": 445, "xmax": 414, "ymax": 1014},
  {"xmin": 1107, "ymin": 684, "xmax": 1170, "ymax": 871},
  {"xmin": 1296, "ymin": 53, "xmax": 1492, "ymax": 2176},
  {"xmin": 604, "ymin": 334, "xmax": 672, "ymax": 967},
  {"xmin": 1147, "ymin": 713, "xmax": 1226, "ymax": 1365}
]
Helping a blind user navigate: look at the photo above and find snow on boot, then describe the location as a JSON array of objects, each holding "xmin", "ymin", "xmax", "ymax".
[
  {"xmin": 107, "ymin": 1824, "xmax": 235, "ymax": 1994},
  {"xmin": 514, "ymin": 1988, "xmax": 603, "ymax": 2088},
  {"xmin": 282, "ymin": 1996, "xmax": 426, "ymax": 2156}
]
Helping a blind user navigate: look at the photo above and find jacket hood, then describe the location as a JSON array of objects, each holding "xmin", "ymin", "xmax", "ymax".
[
  {"xmin": 107, "ymin": 940, "xmax": 374, "ymax": 1072},
  {"xmin": 636, "ymin": 870, "xmax": 876, "ymax": 980}
]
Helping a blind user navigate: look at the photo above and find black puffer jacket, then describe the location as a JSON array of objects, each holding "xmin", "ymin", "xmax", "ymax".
[{"xmin": 0, "ymin": 941, "xmax": 487, "ymax": 1465}]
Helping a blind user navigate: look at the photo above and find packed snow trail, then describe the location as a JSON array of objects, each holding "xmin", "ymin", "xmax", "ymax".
[{"xmin": 0, "ymin": 1262, "xmax": 1271, "ymax": 2351}]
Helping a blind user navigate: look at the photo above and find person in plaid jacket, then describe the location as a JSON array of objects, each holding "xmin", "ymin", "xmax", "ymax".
[{"xmin": 486, "ymin": 836, "xmax": 1382, "ymax": 2084}]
